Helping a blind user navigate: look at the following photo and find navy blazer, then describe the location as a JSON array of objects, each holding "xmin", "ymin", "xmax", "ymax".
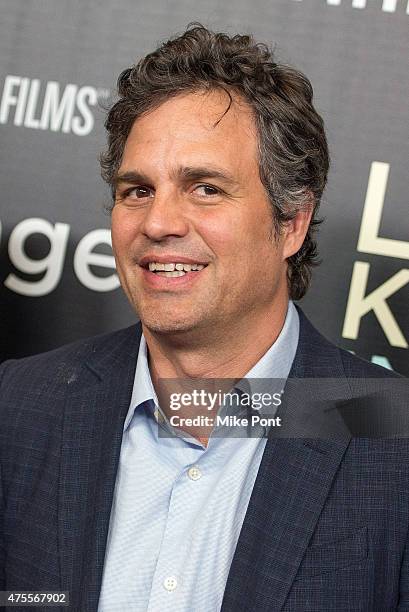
[{"xmin": 1, "ymin": 306, "xmax": 409, "ymax": 611}]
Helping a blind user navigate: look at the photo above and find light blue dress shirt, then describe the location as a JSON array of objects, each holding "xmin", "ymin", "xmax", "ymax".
[{"xmin": 98, "ymin": 301, "xmax": 299, "ymax": 612}]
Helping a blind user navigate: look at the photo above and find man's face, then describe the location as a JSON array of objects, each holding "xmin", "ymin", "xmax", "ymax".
[{"xmin": 111, "ymin": 90, "xmax": 290, "ymax": 338}]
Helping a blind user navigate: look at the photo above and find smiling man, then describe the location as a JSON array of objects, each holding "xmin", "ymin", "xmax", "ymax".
[
  {"xmin": 1, "ymin": 24, "xmax": 409, "ymax": 612},
  {"xmin": 110, "ymin": 88, "xmax": 306, "ymax": 379}
]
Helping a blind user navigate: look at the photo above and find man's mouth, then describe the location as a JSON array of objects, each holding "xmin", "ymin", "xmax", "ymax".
[{"xmin": 144, "ymin": 262, "xmax": 207, "ymax": 278}]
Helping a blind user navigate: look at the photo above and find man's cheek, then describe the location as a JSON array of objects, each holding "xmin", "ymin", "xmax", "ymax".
[{"xmin": 112, "ymin": 229, "xmax": 134, "ymax": 259}]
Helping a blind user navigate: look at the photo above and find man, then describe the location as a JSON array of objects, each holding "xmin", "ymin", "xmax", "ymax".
[{"xmin": 0, "ymin": 24, "xmax": 408, "ymax": 612}]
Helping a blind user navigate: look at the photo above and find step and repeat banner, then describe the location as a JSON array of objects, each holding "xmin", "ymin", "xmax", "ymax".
[{"xmin": 0, "ymin": 0, "xmax": 408, "ymax": 374}]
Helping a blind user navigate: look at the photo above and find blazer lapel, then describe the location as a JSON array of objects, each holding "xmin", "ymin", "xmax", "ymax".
[
  {"xmin": 221, "ymin": 307, "xmax": 353, "ymax": 611},
  {"xmin": 58, "ymin": 324, "xmax": 142, "ymax": 612}
]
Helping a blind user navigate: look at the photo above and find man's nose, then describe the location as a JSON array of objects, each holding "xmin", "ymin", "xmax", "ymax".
[{"xmin": 139, "ymin": 188, "xmax": 189, "ymax": 241}]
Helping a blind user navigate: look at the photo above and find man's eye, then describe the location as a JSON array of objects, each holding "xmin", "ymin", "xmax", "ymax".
[
  {"xmin": 126, "ymin": 186, "xmax": 154, "ymax": 199},
  {"xmin": 194, "ymin": 184, "xmax": 221, "ymax": 197}
]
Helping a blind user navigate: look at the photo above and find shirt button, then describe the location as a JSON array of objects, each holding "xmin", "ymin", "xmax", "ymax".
[
  {"xmin": 163, "ymin": 576, "xmax": 178, "ymax": 591},
  {"xmin": 187, "ymin": 465, "xmax": 202, "ymax": 481}
]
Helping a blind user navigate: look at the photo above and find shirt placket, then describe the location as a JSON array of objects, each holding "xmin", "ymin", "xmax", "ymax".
[{"xmin": 146, "ymin": 451, "xmax": 207, "ymax": 612}]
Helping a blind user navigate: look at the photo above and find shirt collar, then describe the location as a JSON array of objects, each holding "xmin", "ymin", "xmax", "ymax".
[
  {"xmin": 123, "ymin": 300, "xmax": 299, "ymax": 432},
  {"xmin": 237, "ymin": 299, "xmax": 299, "ymax": 382},
  {"xmin": 123, "ymin": 333, "xmax": 158, "ymax": 431}
]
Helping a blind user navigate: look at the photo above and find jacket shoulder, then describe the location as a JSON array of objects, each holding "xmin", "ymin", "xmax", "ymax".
[
  {"xmin": 294, "ymin": 305, "xmax": 404, "ymax": 380},
  {"xmin": 337, "ymin": 346, "xmax": 403, "ymax": 379},
  {"xmin": 0, "ymin": 324, "xmax": 141, "ymax": 393}
]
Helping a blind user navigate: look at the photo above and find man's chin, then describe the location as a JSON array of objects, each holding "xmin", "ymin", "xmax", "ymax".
[{"xmin": 140, "ymin": 317, "xmax": 200, "ymax": 336}]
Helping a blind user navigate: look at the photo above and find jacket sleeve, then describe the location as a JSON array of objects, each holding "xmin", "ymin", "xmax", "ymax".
[
  {"xmin": 398, "ymin": 522, "xmax": 409, "ymax": 609},
  {"xmin": 0, "ymin": 360, "xmax": 14, "ymax": 591},
  {"xmin": 0, "ymin": 460, "xmax": 5, "ymax": 590}
]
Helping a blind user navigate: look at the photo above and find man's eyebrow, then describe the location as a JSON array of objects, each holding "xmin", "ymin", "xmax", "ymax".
[
  {"xmin": 175, "ymin": 166, "xmax": 239, "ymax": 187},
  {"xmin": 114, "ymin": 171, "xmax": 150, "ymax": 187},
  {"xmin": 114, "ymin": 166, "xmax": 240, "ymax": 188}
]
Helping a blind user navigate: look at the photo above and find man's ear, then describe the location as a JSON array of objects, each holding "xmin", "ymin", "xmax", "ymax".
[{"xmin": 282, "ymin": 201, "xmax": 314, "ymax": 260}]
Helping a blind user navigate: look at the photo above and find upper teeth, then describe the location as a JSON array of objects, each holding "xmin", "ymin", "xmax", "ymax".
[{"xmin": 148, "ymin": 262, "xmax": 205, "ymax": 272}]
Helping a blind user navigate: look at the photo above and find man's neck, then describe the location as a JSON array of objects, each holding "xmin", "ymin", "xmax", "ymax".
[
  {"xmin": 143, "ymin": 298, "xmax": 290, "ymax": 446},
  {"xmin": 144, "ymin": 298, "xmax": 289, "ymax": 408}
]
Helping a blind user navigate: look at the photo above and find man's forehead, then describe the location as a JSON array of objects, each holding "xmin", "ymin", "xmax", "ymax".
[
  {"xmin": 127, "ymin": 88, "xmax": 256, "ymax": 138},
  {"xmin": 118, "ymin": 89, "xmax": 259, "ymax": 182}
]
